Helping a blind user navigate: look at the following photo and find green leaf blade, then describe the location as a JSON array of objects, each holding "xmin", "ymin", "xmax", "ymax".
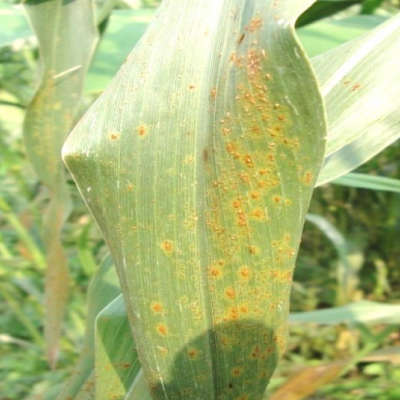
[{"xmin": 313, "ymin": 13, "xmax": 400, "ymax": 185}]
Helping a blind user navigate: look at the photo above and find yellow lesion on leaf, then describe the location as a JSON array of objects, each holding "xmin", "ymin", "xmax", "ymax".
[
  {"xmin": 161, "ymin": 240, "xmax": 174, "ymax": 254},
  {"xmin": 151, "ymin": 302, "xmax": 164, "ymax": 313},
  {"xmin": 156, "ymin": 323, "xmax": 168, "ymax": 337},
  {"xmin": 225, "ymin": 287, "xmax": 236, "ymax": 300},
  {"xmin": 238, "ymin": 266, "xmax": 251, "ymax": 280},
  {"xmin": 109, "ymin": 132, "xmax": 120, "ymax": 141},
  {"xmin": 137, "ymin": 124, "xmax": 148, "ymax": 137},
  {"xmin": 209, "ymin": 266, "xmax": 223, "ymax": 279},
  {"xmin": 231, "ymin": 366, "xmax": 244, "ymax": 377},
  {"xmin": 250, "ymin": 208, "xmax": 266, "ymax": 221},
  {"xmin": 303, "ymin": 171, "xmax": 313, "ymax": 185},
  {"xmin": 187, "ymin": 348, "xmax": 199, "ymax": 360},
  {"xmin": 239, "ymin": 304, "xmax": 249, "ymax": 314},
  {"xmin": 248, "ymin": 245, "xmax": 259, "ymax": 255},
  {"xmin": 225, "ymin": 306, "xmax": 240, "ymax": 320},
  {"xmin": 250, "ymin": 190, "xmax": 261, "ymax": 200}
]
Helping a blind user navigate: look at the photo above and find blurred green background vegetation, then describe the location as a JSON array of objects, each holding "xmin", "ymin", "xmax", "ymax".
[{"xmin": 1, "ymin": 0, "xmax": 400, "ymax": 399}]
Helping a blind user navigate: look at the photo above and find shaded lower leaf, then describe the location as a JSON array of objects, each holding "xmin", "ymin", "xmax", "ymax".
[
  {"xmin": 125, "ymin": 370, "xmax": 153, "ymax": 400},
  {"xmin": 95, "ymin": 294, "xmax": 140, "ymax": 400},
  {"xmin": 56, "ymin": 255, "xmax": 121, "ymax": 400}
]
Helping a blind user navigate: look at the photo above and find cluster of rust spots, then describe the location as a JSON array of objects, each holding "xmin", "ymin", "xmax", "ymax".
[
  {"xmin": 249, "ymin": 344, "xmax": 273, "ymax": 361},
  {"xmin": 208, "ymin": 259, "xmax": 225, "ymax": 280},
  {"xmin": 271, "ymin": 195, "xmax": 292, "ymax": 207},
  {"xmin": 270, "ymin": 269, "xmax": 293, "ymax": 283},
  {"xmin": 246, "ymin": 17, "xmax": 263, "ymax": 33},
  {"xmin": 344, "ymin": 78, "xmax": 361, "ymax": 92},
  {"xmin": 126, "ymin": 183, "xmax": 134, "ymax": 192},
  {"xmin": 270, "ymin": 234, "xmax": 295, "ymax": 263}
]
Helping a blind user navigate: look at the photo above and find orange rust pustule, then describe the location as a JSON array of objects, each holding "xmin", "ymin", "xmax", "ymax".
[
  {"xmin": 137, "ymin": 124, "xmax": 147, "ymax": 137},
  {"xmin": 151, "ymin": 302, "xmax": 163, "ymax": 313},
  {"xmin": 156, "ymin": 323, "xmax": 168, "ymax": 337},
  {"xmin": 161, "ymin": 240, "xmax": 174, "ymax": 253}
]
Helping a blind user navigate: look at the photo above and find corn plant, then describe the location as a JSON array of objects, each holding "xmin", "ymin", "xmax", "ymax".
[
  {"xmin": 15, "ymin": 0, "xmax": 400, "ymax": 398},
  {"xmin": 60, "ymin": 1, "xmax": 400, "ymax": 400}
]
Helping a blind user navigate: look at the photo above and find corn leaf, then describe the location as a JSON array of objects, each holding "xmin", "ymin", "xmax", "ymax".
[
  {"xmin": 125, "ymin": 370, "xmax": 153, "ymax": 400},
  {"xmin": 95, "ymin": 0, "xmax": 118, "ymax": 24},
  {"xmin": 296, "ymin": 0, "xmax": 362, "ymax": 28},
  {"xmin": 313, "ymin": 13, "xmax": 400, "ymax": 185},
  {"xmin": 23, "ymin": 0, "xmax": 98, "ymax": 366},
  {"xmin": 306, "ymin": 214, "xmax": 364, "ymax": 305},
  {"xmin": 289, "ymin": 300, "xmax": 400, "ymax": 325},
  {"xmin": 332, "ymin": 172, "xmax": 400, "ymax": 193},
  {"xmin": 56, "ymin": 256, "xmax": 120, "ymax": 400},
  {"xmin": 86, "ymin": 8, "xmax": 154, "ymax": 93},
  {"xmin": 0, "ymin": 2, "xmax": 32, "ymax": 47},
  {"xmin": 86, "ymin": 10, "xmax": 387, "ymax": 94},
  {"xmin": 297, "ymin": 14, "xmax": 387, "ymax": 56},
  {"xmin": 95, "ymin": 294, "xmax": 140, "ymax": 400},
  {"xmin": 64, "ymin": 0, "xmax": 326, "ymax": 398},
  {"xmin": 269, "ymin": 361, "xmax": 345, "ymax": 400}
]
